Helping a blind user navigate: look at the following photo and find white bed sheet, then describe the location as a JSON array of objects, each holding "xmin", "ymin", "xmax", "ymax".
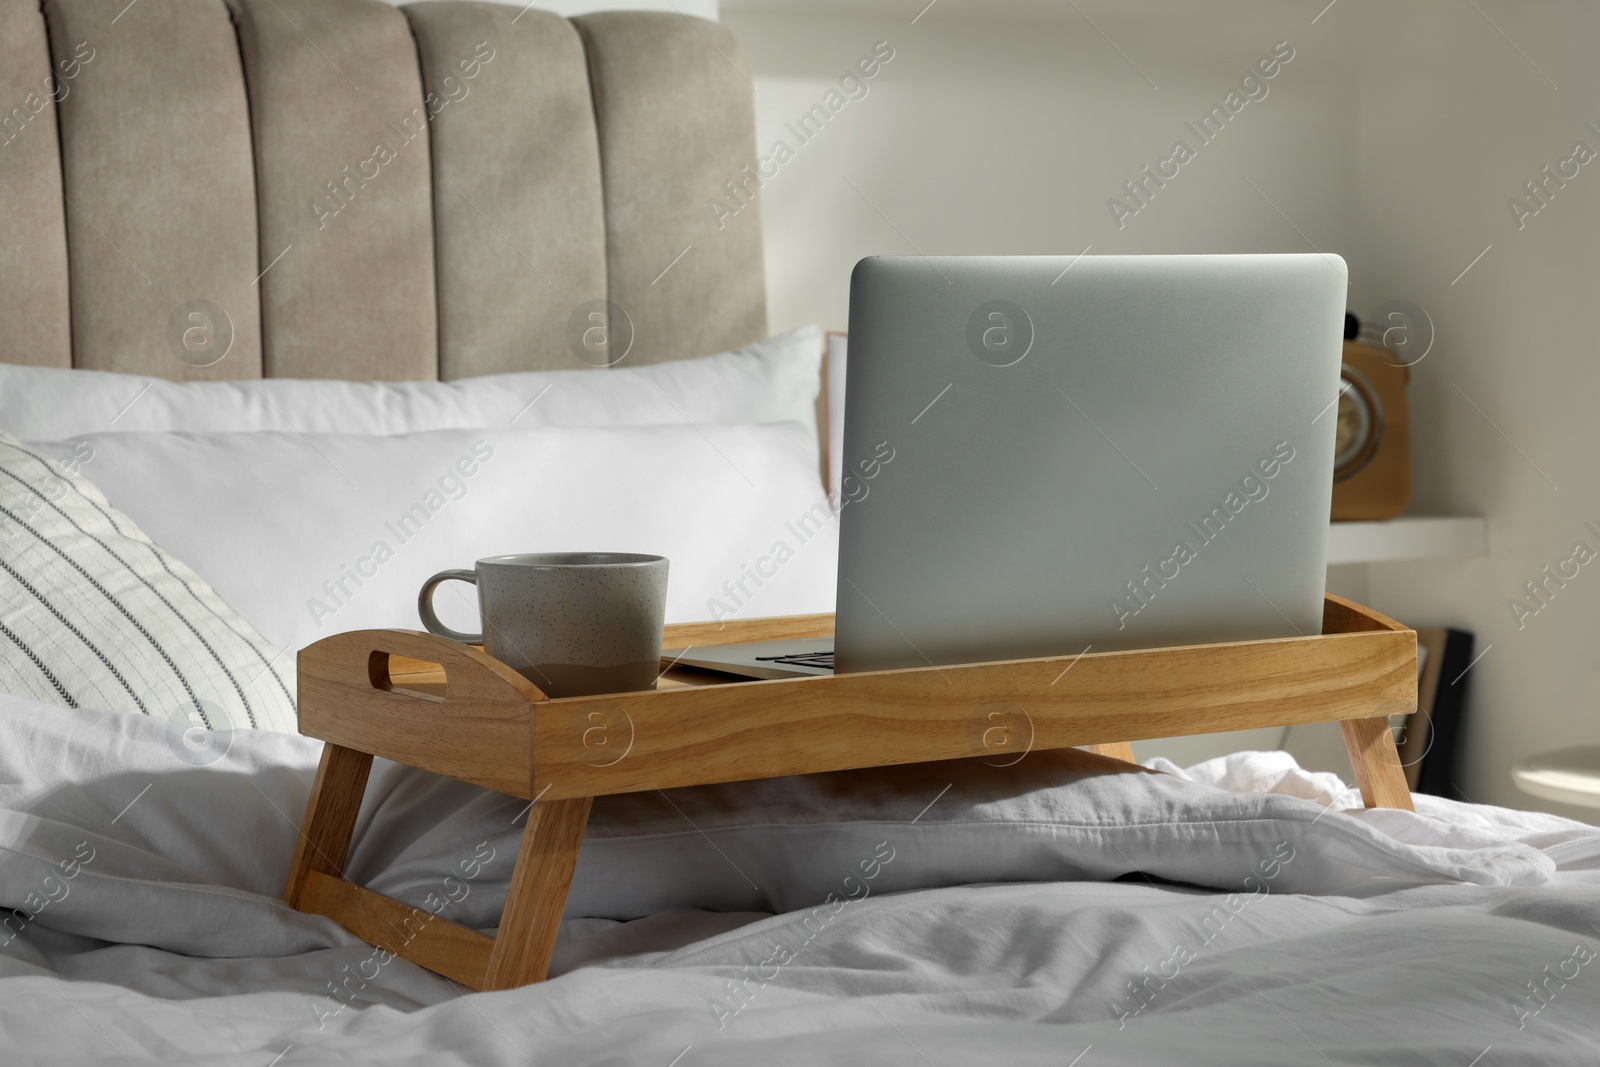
[{"xmin": 3, "ymin": 696, "xmax": 1598, "ymax": 1065}]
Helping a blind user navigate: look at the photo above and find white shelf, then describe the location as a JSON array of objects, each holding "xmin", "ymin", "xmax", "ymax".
[{"xmin": 1326, "ymin": 516, "xmax": 1486, "ymax": 566}]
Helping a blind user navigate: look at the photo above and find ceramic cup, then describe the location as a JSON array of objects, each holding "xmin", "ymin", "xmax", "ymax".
[{"xmin": 418, "ymin": 552, "xmax": 668, "ymax": 698}]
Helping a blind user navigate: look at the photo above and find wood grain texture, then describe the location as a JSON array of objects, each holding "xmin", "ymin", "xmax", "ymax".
[
  {"xmin": 282, "ymin": 743, "xmax": 373, "ymax": 905},
  {"xmin": 298, "ymin": 870, "xmax": 493, "ymax": 988},
  {"xmin": 1341, "ymin": 716, "xmax": 1415, "ymax": 811},
  {"xmin": 297, "ymin": 630, "xmax": 544, "ymax": 797},
  {"xmin": 1330, "ymin": 342, "xmax": 1412, "ymax": 521},
  {"xmin": 384, "ymin": 610, "xmax": 837, "ymax": 684},
  {"xmin": 482, "ymin": 797, "xmax": 593, "ymax": 990},
  {"xmin": 1323, "ymin": 592, "xmax": 1409, "ymax": 636},
  {"xmin": 661, "ymin": 613, "xmax": 836, "ymax": 650},
  {"xmin": 531, "ymin": 623, "xmax": 1417, "ymax": 799},
  {"xmin": 1084, "ymin": 742, "xmax": 1137, "ymax": 763}
]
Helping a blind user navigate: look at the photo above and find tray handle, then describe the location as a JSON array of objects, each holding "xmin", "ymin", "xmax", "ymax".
[{"xmin": 300, "ymin": 628, "xmax": 545, "ymax": 707}]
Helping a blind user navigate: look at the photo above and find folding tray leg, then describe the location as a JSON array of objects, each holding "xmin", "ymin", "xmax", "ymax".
[
  {"xmin": 482, "ymin": 796, "xmax": 594, "ymax": 990},
  {"xmin": 284, "ymin": 750, "xmax": 594, "ymax": 990},
  {"xmin": 1084, "ymin": 742, "xmax": 1136, "ymax": 762},
  {"xmin": 283, "ymin": 743, "xmax": 375, "ymax": 905},
  {"xmin": 1341, "ymin": 716, "xmax": 1415, "ymax": 811}
]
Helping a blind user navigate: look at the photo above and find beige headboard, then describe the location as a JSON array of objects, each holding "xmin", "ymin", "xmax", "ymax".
[{"xmin": 0, "ymin": 0, "xmax": 766, "ymax": 381}]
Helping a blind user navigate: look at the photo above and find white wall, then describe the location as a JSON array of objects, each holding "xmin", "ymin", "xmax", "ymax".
[
  {"xmin": 1350, "ymin": 0, "xmax": 1600, "ymax": 818},
  {"xmin": 722, "ymin": 3, "xmax": 1359, "ymax": 335},
  {"xmin": 725, "ymin": 0, "xmax": 1600, "ymax": 815}
]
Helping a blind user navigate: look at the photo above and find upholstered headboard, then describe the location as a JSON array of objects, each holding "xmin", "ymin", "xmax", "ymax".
[{"xmin": 0, "ymin": 0, "xmax": 766, "ymax": 380}]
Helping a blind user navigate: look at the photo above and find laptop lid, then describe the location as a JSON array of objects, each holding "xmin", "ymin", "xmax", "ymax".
[{"xmin": 834, "ymin": 253, "xmax": 1346, "ymax": 673}]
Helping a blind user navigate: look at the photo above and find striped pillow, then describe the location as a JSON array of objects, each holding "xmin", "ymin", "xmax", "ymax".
[{"xmin": 0, "ymin": 431, "xmax": 296, "ymax": 735}]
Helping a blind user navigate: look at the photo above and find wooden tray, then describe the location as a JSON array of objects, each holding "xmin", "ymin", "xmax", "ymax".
[{"xmin": 282, "ymin": 593, "xmax": 1416, "ymax": 990}]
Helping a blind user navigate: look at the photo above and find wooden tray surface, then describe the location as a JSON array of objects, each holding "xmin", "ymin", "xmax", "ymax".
[{"xmin": 297, "ymin": 595, "xmax": 1415, "ymax": 802}]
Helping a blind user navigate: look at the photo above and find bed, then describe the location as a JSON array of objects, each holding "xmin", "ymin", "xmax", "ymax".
[{"xmin": 2, "ymin": 0, "xmax": 1599, "ymax": 1063}]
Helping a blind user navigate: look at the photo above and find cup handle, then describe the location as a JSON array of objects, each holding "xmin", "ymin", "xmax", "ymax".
[{"xmin": 418, "ymin": 569, "xmax": 483, "ymax": 644}]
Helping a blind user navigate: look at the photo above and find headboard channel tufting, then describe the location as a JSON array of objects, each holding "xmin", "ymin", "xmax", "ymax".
[{"xmin": 0, "ymin": 0, "xmax": 766, "ymax": 380}]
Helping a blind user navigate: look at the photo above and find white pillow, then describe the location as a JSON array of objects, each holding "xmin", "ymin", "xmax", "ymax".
[
  {"xmin": 33, "ymin": 422, "xmax": 838, "ymax": 654},
  {"xmin": 0, "ymin": 326, "xmax": 822, "ymax": 442},
  {"xmin": 0, "ymin": 433, "xmax": 296, "ymax": 734}
]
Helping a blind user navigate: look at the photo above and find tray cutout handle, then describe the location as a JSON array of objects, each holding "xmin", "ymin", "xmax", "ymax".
[
  {"xmin": 370, "ymin": 648, "xmax": 446, "ymax": 703},
  {"xmin": 303, "ymin": 629, "xmax": 545, "ymax": 706}
]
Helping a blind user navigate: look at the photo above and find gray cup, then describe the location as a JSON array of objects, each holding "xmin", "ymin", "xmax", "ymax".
[{"xmin": 418, "ymin": 552, "xmax": 668, "ymax": 698}]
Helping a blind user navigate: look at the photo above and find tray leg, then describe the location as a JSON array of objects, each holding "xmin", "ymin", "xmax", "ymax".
[
  {"xmin": 1341, "ymin": 717, "xmax": 1414, "ymax": 811},
  {"xmin": 1084, "ymin": 742, "xmax": 1136, "ymax": 763},
  {"xmin": 283, "ymin": 743, "xmax": 375, "ymax": 906},
  {"xmin": 482, "ymin": 796, "xmax": 593, "ymax": 990}
]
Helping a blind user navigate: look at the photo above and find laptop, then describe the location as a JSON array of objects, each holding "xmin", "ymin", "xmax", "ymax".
[{"xmin": 668, "ymin": 253, "xmax": 1347, "ymax": 680}]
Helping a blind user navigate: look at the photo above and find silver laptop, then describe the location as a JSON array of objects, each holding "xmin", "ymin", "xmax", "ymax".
[{"xmin": 670, "ymin": 253, "xmax": 1346, "ymax": 680}]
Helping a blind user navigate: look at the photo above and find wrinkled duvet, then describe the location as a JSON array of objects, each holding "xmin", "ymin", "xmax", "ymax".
[{"xmin": 2, "ymin": 697, "xmax": 1598, "ymax": 1065}]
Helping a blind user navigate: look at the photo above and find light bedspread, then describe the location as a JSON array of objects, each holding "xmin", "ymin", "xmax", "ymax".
[{"xmin": 2, "ymin": 696, "xmax": 1598, "ymax": 1065}]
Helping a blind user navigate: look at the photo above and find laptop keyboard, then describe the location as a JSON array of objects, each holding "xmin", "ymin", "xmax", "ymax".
[{"xmin": 754, "ymin": 651, "xmax": 835, "ymax": 670}]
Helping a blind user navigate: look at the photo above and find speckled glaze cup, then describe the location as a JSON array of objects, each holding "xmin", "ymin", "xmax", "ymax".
[{"xmin": 418, "ymin": 552, "xmax": 668, "ymax": 698}]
